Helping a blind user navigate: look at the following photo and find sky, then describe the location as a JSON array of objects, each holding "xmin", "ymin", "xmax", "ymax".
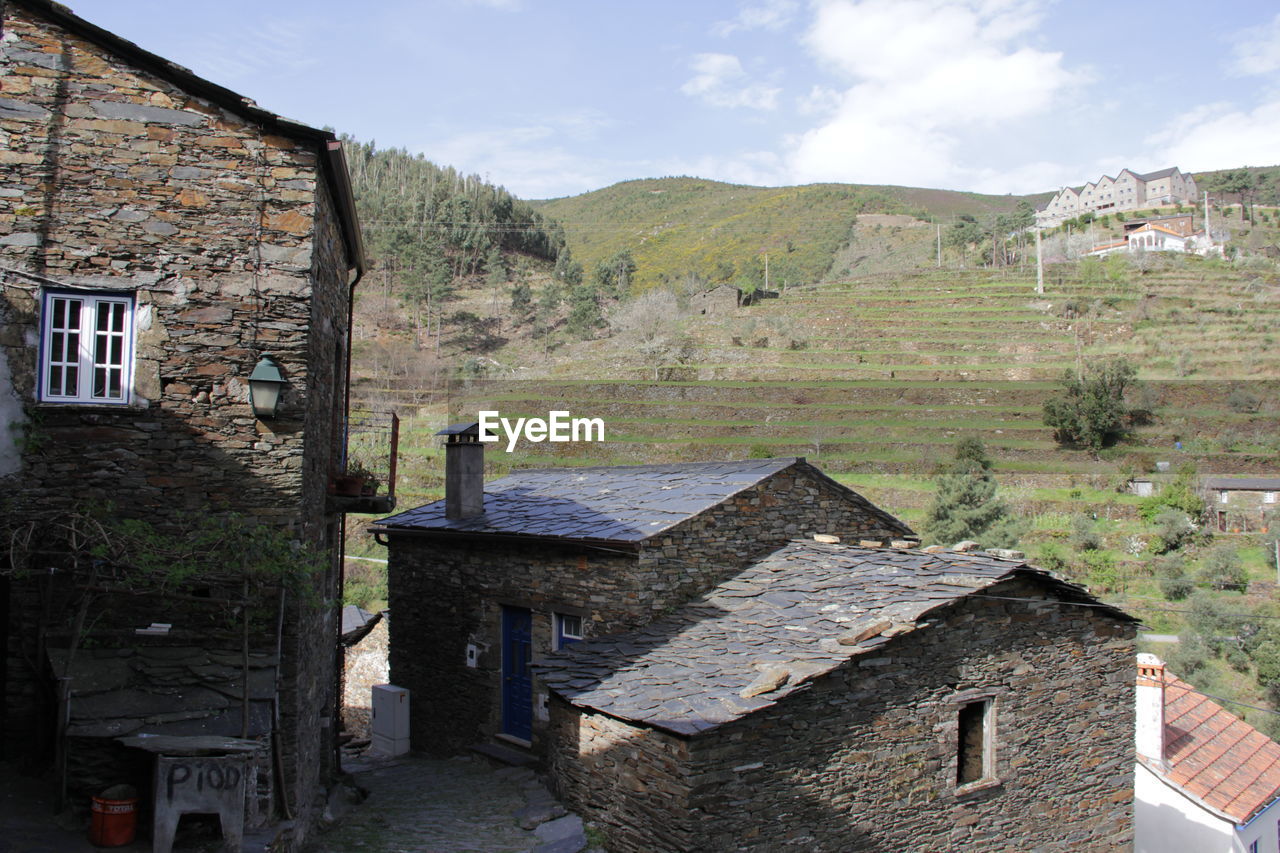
[{"xmin": 62, "ymin": 0, "xmax": 1280, "ymax": 201}]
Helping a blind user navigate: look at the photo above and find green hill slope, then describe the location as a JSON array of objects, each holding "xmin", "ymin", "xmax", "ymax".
[{"xmin": 534, "ymin": 177, "xmax": 1051, "ymax": 292}]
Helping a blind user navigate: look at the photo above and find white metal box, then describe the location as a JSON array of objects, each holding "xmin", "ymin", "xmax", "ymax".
[{"xmin": 371, "ymin": 684, "xmax": 410, "ymax": 741}]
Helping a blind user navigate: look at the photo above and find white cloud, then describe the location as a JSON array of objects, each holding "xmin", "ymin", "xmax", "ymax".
[
  {"xmin": 179, "ymin": 18, "xmax": 319, "ymax": 85},
  {"xmin": 461, "ymin": 0, "xmax": 523, "ymax": 9},
  {"xmin": 681, "ymin": 53, "xmax": 781, "ymax": 110},
  {"xmin": 785, "ymin": 0, "xmax": 1079, "ymax": 188},
  {"xmin": 659, "ymin": 150, "xmax": 787, "ymax": 188},
  {"xmin": 797, "ymin": 85, "xmax": 842, "ymax": 116},
  {"xmin": 1230, "ymin": 13, "xmax": 1280, "ymax": 76},
  {"xmin": 711, "ymin": 0, "xmax": 799, "ymax": 37},
  {"xmin": 1148, "ymin": 98, "xmax": 1280, "ymax": 171},
  {"xmin": 419, "ymin": 114, "xmax": 622, "ymax": 199}
]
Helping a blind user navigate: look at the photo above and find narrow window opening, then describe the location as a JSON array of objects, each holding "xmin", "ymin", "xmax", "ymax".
[{"xmin": 957, "ymin": 699, "xmax": 990, "ymax": 786}]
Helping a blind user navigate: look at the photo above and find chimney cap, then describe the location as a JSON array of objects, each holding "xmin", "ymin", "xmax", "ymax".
[{"xmin": 436, "ymin": 422, "xmax": 495, "ymax": 441}]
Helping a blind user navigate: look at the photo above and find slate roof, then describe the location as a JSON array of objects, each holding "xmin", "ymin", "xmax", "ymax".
[
  {"xmin": 1139, "ymin": 167, "xmax": 1180, "ymax": 181},
  {"xmin": 1148, "ymin": 672, "xmax": 1280, "ymax": 824},
  {"xmin": 48, "ymin": 646, "xmax": 276, "ymax": 739},
  {"xmin": 1203, "ymin": 477, "xmax": 1280, "ymax": 492},
  {"xmin": 536, "ymin": 541, "xmax": 1132, "ymax": 736},
  {"xmin": 374, "ymin": 457, "xmax": 911, "ymax": 544}
]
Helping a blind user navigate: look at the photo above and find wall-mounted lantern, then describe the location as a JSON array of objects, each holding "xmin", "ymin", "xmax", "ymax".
[{"xmin": 248, "ymin": 356, "xmax": 287, "ymax": 418}]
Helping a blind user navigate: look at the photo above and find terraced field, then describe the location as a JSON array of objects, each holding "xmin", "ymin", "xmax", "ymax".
[{"xmin": 353, "ymin": 255, "xmax": 1280, "ymax": 534}]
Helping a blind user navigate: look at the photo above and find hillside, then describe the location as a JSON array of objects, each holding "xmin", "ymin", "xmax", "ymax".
[{"xmin": 532, "ymin": 177, "xmax": 1052, "ymax": 292}]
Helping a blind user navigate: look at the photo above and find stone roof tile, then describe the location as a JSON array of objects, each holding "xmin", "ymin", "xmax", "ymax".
[
  {"xmin": 537, "ymin": 541, "xmax": 1133, "ymax": 737},
  {"xmin": 374, "ymin": 458, "xmax": 911, "ymax": 543}
]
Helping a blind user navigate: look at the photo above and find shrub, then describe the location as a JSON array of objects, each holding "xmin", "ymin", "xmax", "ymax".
[
  {"xmin": 1069, "ymin": 514, "xmax": 1102, "ymax": 551},
  {"xmin": 1159, "ymin": 575, "xmax": 1195, "ymax": 601},
  {"xmin": 1151, "ymin": 509, "xmax": 1197, "ymax": 554},
  {"xmin": 1154, "ymin": 552, "xmax": 1193, "ymax": 600},
  {"xmin": 1166, "ymin": 632, "xmax": 1210, "ymax": 677},
  {"xmin": 1199, "ymin": 545, "xmax": 1248, "ymax": 591},
  {"xmin": 1036, "ymin": 542, "xmax": 1071, "ymax": 575},
  {"xmin": 1082, "ymin": 550, "xmax": 1119, "ymax": 592},
  {"xmin": 1139, "ymin": 464, "xmax": 1205, "ymax": 522},
  {"xmin": 1227, "ymin": 387, "xmax": 1261, "ymax": 413},
  {"xmin": 1042, "ymin": 358, "xmax": 1138, "ymax": 452}
]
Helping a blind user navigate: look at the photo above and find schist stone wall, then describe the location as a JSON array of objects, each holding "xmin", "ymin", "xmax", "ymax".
[
  {"xmin": 548, "ymin": 579, "xmax": 1135, "ymax": 853},
  {"xmin": 386, "ymin": 463, "xmax": 911, "ymax": 755},
  {"xmin": 0, "ymin": 3, "xmax": 352, "ymax": 841}
]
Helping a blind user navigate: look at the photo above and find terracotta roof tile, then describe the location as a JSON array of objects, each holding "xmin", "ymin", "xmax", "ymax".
[{"xmin": 1156, "ymin": 674, "xmax": 1280, "ymax": 823}]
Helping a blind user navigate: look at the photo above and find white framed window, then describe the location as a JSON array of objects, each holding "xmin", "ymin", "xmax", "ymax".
[
  {"xmin": 1220, "ymin": 491, "xmax": 1230, "ymax": 504},
  {"xmin": 1265, "ymin": 492, "xmax": 1277, "ymax": 504},
  {"xmin": 40, "ymin": 291, "xmax": 134, "ymax": 405},
  {"xmin": 553, "ymin": 612, "xmax": 584, "ymax": 650}
]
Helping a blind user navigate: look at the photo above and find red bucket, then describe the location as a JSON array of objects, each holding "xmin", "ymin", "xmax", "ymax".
[{"xmin": 90, "ymin": 785, "xmax": 138, "ymax": 847}]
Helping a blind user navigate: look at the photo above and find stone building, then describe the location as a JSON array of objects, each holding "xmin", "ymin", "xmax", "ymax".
[
  {"xmin": 1203, "ymin": 476, "xmax": 1280, "ymax": 533},
  {"xmin": 1036, "ymin": 167, "xmax": 1198, "ymax": 227},
  {"xmin": 539, "ymin": 542, "xmax": 1137, "ymax": 852},
  {"xmin": 0, "ymin": 1, "xmax": 379, "ymax": 846},
  {"xmin": 1135, "ymin": 654, "xmax": 1280, "ymax": 853},
  {"xmin": 689, "ymin": 283, "xmax": 741, "ymax": 315},
  {"xmin": 373, "ymin": 448, "xmax": 915, "ymax": 756}
]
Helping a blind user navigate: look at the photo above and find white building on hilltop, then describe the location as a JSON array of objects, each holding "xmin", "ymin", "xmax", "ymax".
[{"xmin": 1038, "ymin": 167, "xmax": 1198, "ymax": 227}]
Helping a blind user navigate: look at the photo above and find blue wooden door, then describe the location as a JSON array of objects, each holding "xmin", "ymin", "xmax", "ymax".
[{"xmin": 501, "ymin": 606, "xmax": 533, "ymax": 741}]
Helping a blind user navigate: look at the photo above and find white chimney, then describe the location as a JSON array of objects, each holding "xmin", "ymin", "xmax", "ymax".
[{"xmin": 1135, "ymin": 653, "xmax": 1166, "ymax": 767}]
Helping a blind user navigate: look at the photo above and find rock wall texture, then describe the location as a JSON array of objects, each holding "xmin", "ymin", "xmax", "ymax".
[
  {"xmin": 549, "ymin": 578, "xmax": 1135, "ymax": 852},
  {"xmin": 0, "ymin": 3, "xmax": 355, "ymax": 844},
  {"xmin": 387, "ymin": 463, "xmax": 910, "ymax": 755}
]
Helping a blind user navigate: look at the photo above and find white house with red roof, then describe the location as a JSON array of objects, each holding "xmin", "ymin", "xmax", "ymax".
[{"xmin": 1135, "ymin": 654, "xmax": 1280, "ymax": 853}]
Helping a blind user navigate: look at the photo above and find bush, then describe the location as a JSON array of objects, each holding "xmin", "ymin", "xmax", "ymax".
[
  {"xmin": 1069, "ymin": 514, "xmax": 1102, "ymax": 552},
  {"xmin": 1151, "ymin": 509, "xmax": 1197, "ymax": 554},
  {"xmin": 1139, "ymin": 464, "xmax": 1205, "ymax": 522},
  {"xmin": 1042, "ymin": 359, "xmax": 1138, "ymax": 452},
  {"xmin": 1166, "ymin": 632, "xmax": 1211, "ymax": 677},
  {"xmin": 1252, "ymin": 640, "xmax": 1280, "ymax": 702},
  {"xmin": 1227, "ymin": 387, "xmax": 1261, "ymax": 413},
  {"xmin": 1154, "ymin": 552, "xmax": 1193, "ymax": 600},
  {"xmin": 1082, "ymin": 550, "xmax": 1119, "ymax": 592},
  {"xmin": 1199, "ymin": 546, "xmax": 1248, "ymax": 591},
  {"xmin": 1159, "ymin": 574, "xmax": 1195, "ymax": 601},
  {"xmin": 1036, "ymin": 542, "xmax": 1070, "ymax": 575}
]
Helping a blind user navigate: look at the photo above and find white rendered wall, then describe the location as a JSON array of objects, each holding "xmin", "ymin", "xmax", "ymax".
[{"xmin": 1135, "ymin": 762, "xmax": 1234, "ymax": 853}]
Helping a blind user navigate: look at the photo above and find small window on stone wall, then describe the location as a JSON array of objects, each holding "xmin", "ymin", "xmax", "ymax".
[
  {"xmin": 554, "ymin": 612, "xmax": 584, "ymax": 650},
  {"xmin": 956, "ymin": 699, "xmax": 993, "ymax": 788}
]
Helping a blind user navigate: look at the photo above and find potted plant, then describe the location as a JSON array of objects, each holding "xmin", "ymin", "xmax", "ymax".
[
  {"xmin": 330, "ymin": 462, "xmax": 366, "ymax": 497},
  {"xmin": 348, "ymin": 461, "xmax": 380, "ymax": 497}
]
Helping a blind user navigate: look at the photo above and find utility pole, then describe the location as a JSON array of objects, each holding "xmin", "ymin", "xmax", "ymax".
[
  {"xmin": 763, "ymin": 253, "xmax": 769, "ymax": 292},
  {"xmin": 936, "ymin": 223, "xmax": 942, "ymax": 268},
  {"xmin": 1035, "ymin": 228, "xmax": 1044, "ymax": 295},
  {"xmin": 1203, "ymin": 190, "xmax": 1212, "ymax": 248}
]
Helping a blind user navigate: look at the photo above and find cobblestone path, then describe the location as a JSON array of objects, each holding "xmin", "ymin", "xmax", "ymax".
[{"xmin": 305, "ymin": 756, "xmax": 554, "ymax": 853}]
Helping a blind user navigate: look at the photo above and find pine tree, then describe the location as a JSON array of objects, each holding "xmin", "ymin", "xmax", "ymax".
[{"xmin": 921, "ymin": 437, "xmax": 1023, "ymax": 549}]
